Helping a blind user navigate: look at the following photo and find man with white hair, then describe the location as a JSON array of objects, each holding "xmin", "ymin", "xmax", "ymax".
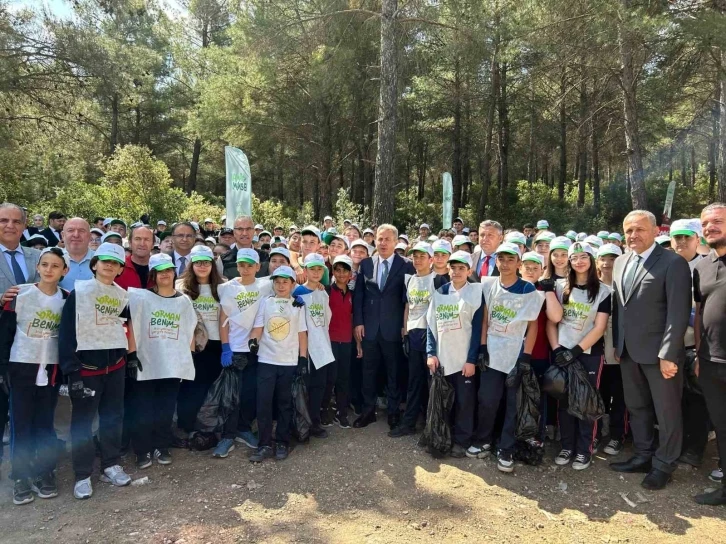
[{"xmin": 59, "ymin": 218, "xmax": 94, "ymax": 290}]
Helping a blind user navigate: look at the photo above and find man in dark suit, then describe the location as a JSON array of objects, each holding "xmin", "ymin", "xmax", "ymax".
[
  {"xmin": 353, "ymin": 224, "xmax": 415, "ymax": 430},
  {"xmin": 216, "ymin": 216, "xmax": 269, "ymax": 279},
  {"xmin": 469, "ymin": 220, "xmax": 503, "ymax": 282},
  {"xmin": 610, "ymin": 210, "xmax": 692, "ymax": 490},
  {"xmin": 39, "ymin": 211, "xmax": 66, "ymax": 247}
]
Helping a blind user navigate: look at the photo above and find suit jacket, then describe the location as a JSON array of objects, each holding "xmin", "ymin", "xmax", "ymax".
[
  {"xmin": 353, "ymin": 253, "xmax": 415, "ymax": 342},
  {"xmin": 612, "ymin": 244, "xmax": 691, "ymax": 365},
  {"xmin": 39, "ymin": 227, "xmax": 61, "ymax": 247},
  {"xmin": 0, "ymin": 246, "xmax": 41, "ymax": 295},
  {"xmin": 216, "ymin": 246, "xmax": 269, "ymax": 279},
  {"xmin": 469, "ymin": 247, "xmax": 500, "ymax": 282}
]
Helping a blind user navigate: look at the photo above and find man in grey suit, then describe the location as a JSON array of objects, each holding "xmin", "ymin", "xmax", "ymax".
[
  {"xmin": 610, "ymin": 209, "xmax": 692, "ymax": 490},
  {"xmin": 0, "ymin": 202, "xmax": 41, "ymax": 478},
  {"xmin": 469, "ymin": 220, "xmax": 503, "ymax": 282}
]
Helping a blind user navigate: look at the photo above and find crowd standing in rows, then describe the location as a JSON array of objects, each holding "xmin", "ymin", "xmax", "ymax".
[{"xmin": 1, "ymin": 203, "xmax": 725, "ymax": 508}]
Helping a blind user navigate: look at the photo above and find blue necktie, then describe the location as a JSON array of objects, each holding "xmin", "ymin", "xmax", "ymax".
[
  {"xmin": 6, "ymin": 250, "xmax": 26, "ymax": 284},
  {"xmin": 380, "ymin": 259, "xmax": 389, "ymax": 290}
]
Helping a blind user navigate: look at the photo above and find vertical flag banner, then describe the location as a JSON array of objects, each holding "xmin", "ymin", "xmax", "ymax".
[
  {"xmin": 660, "ymin": 179, "xmax": 676, "ymax": 234},
  {"xmin": 225, "ymin": 146, "xmax": 252, "ymax": 227},
  {"xmin": 442, "ymin": 172, "xmax": 453, "ymax": 229}
]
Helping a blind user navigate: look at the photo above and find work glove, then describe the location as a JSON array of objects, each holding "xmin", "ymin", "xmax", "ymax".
[
  {"xmin": 221, "ymin": 343, "xmax": 233, "ymax": 368},
  {"xmin": 538, "ymin": 278, "xmax": 555, "ymax": 293},
  {"xmin": 68, "ymin": 372, "xmax": 85, "ymax": 399},
  {"xmin": 248, "ymin": 338, "xmax": 259, "ymax": 354},
  {"xmin": 297, "ymin": 356, "xmax": 309, "ymax": 377},
  {"xmin": 553, "ymin": 345, "xmax": 583, "ymax": 367},
  {"xmin": 476, "ymin": 345, "xmax": 489, "ymax": 371},
  {"xmin": 402, "ymin": 335, "xmax": 410, "ymax": 358},
  {"xmin": 126, "ymin": 351, "xmax": 143, "ymax": 380},
  {"xmin": 292, "ymin": 295, "xmax": 305, "ymax": 308}
]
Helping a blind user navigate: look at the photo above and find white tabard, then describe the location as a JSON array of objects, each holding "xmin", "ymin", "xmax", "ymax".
[
  {"xmin": 405, "ymin": 273, "xmax": 435, "ymax": 331},
  {"xmin": 255, "ymin": 297, "xmax": 308, "ymax": 366},
  {"xmin": 74, "ymin": 279, "xmax": 129, "ymax": 351},
  {"xmin": 555, "ymin": 280, "xmax": 611, "ymax": 354},
  {"xmin": 184, "ymin": 283, "xmax": 220, "ymax": 341},
  {"xmin": 218, "ymin": 278, "xmax": 273, "ymax": 332},
  {"xmin": 301, "ymin": 289, "xmax": 334, "ymax": 369}
]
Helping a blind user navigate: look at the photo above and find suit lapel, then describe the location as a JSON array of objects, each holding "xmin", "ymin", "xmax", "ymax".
[
  {"xmin": 615, "ymin": 257, "xmax": 627, "ymax": 303},
  {"xmin": 382, "ymin": 255, "xmax": 403, "ymax": 292},
  {"xmin": 625, "ymin": 245, "xmax": 662, "ymax": 303},
  {"xmin": 0, "ymin": 252, "xmax": 14, "ymax": 284},
  {"xmin": 22, "ymin": 248, "xmax": 37, "ymax": 283}
]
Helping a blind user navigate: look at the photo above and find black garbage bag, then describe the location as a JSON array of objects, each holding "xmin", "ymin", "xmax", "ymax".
[
  {"xmin": 566, "ymin": 359, "xmax": 605, "ymax": 422},
  {"xmin": 515, "ymin": 362, "xmax": 541, "ymax": 440},
  {"xmin": 420, "ymin": 366, "xmax": 455, "ymax": 458},
  {"xmin": 195, "ymin": 367, "xmax": 241, "ymax": 434},
  {"xmin": 683, "ymin": 349, "xmax": 702, "ymax": 396},
  {"xmin": 188, "ymin": 431, "xmax": 219, "ymax": 451},
  {"xmin": 513, "ymin": 439, "xmax": 544, "ymax": 466},
  {"xmin": 542, "ymin": 364, "xmax": 568, "ymax": 401},
  {"xmin": 291, "ymin": 373, "xmax": 312, "ymax": 443}
]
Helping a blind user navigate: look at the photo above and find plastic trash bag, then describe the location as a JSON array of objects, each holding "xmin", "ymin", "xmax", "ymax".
[
  {"xmin": 513, "ymin": 439, "xmax": 544, "ymax": 466},
  {"xmin": 195, "ymin": 367, "xmax": 241, "ymax": 434},
  {"xmin": 566, "ymin": 359, "xmax": 605, "ymax": 422},
  {"xmin": 542, "ymin": 364, "xmax": 567, "ymax": 401},
  {"xmin": 683, "ymin": 349, "xmax": 702, "ymax": 396},
  {"xmin": 292, "ymin": 374, "xmax": 312, "ymax": 443},
  {"xmin": 515, "ymin": 362, "xmax": 540, "ymax": 440},
  {"xmin": 188, "ymin": 431, "xmax": 219, "ymax": 451},
  {"xmin": 420, "ymin": 366, "xmax": 455, "ymax": 458}
]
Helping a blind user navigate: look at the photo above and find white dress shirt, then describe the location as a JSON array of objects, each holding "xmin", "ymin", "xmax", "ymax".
[
  {"xmin": 377, "ymin": 254, "xmax": 395, "ymax": 288},
  {"xmin": 0, "ymin": 242, "xmax": 30, "ymax": 282},
  {"xmin": 174, "ymin": 250, "xmax": 191, "ymax": 276}
]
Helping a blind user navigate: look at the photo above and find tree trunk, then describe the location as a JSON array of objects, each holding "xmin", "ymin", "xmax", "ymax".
[
  {"xmin": 681, "ymin": 145, "xmax": 687, "ymax": 187},
  {"xmin": 365, "ymin": 122, "xmax": 375, "ymax": 211},
  {"xmin": 577, "ymin": 78, "xmax": 588, "ymax": 207},
  {"xmin": 558, "ymin": 67, "xmax": 567, "ymax": 200},
  {"xmin": 110, "ymin": 92, "xmax": 119, "ymax": 154},
  {"xmin": 719, "ymin": 47, "xmax": 726, "ymax": 202},
  {"xmin": 668, "ymin": 142, "xmax": 673, "ymax": 183},
  {"xmin": 188, "ymin": 138, "xmax": 202, "ymax": 195},
  {"xmin": 462, "ymin": 91, "xmax": 472, "ymax": 207},
  {"xmin": 452, "ymin": 57, "xmax": 462, "ymax": 216},
  {"xmin": 498, "ymin": 62, "xmax": 510, "ymax": 197},
  {"xmin": 320, "ymin": 106, "xmax": 333, "ymax": 218},
  {"xmin": 591, "ymin": 95, "xmax": 601, "ymax": 214},
  {"xmin": 528, "ymin": 79, "xmax": 536, "ymax": 184},
  {"xmin": 277, "ymin": 143, "xmax": 285, "ymax": 201},
  {"xmin": 417, "ymin": 140, "xmax": 427, "ymax": 200},
  {"xmin": 478, "ymin": 36, "xmax": 500, "ymax": 218},
  {"xmin": 690, "ymin": 145, "xmax": 697, "ymax": 187},
  {"xmin": 618, "ymin": 0, "xmax": 648, "ymax": 209},
  {"xmin": 372, "ymin": 0, "xmax": 398, "ymax": 225}
]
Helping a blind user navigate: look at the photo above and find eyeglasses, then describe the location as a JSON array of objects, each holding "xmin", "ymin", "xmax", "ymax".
[
  {"xmin": 173, "ymin": 234, "xmax": 195, "ymax": 239},
  {"xmin": 193, "ymin": 260, "xmax": 213, "ymax": 267},
  {"xmin": 569, "ymin": 254, "xmax": 590, "ymax": 263},
  {"xmin": 90, "ymin": 237, "xmax": 102, "ymax": 242},
  {"xmin": 233, "ymin": 227, "xmax": 253, "ymax": 232}
]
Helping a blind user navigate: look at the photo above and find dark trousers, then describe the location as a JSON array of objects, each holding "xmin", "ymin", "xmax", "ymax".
[
  {"xmin": 177, "ymin": 341, "xmax": 222, "ymax": 433},
  {"xmin": 447, "ymin": 372, "xmax": 476, "ymax": 448},
  {"xmin": 8, "ymin": 364, "xmax": 58, "ymax": 480},
  {"xmin": 308, "ymin": 360, "xmax": 337, "ymax": 426},
  {"xmin": 698, "ymin": 359, "xmax": 726, "ymax": 485},
  {"xmin": 361, "ymin": 333, "xmax": 402, "ymax": 415},
  {"xmin": 257, "ymin": 363, "xmax": 295, "ymax": 447},
  {"xmin": 0, "ymin": 382, "xmax": 8, "ymax": 462},
  {"xmin": 349, "ymin": 345, "xmax": 363, "ymax": 413},
  {"xmin": 531, "ymin": 358, "xmax": 556, "ymax": 440},
  {"xmin": 70, "ymin": 367, "xmax": 125, "ymax": 480},
  {"xmin": 130, "ymin": 378, "xmax": 180, "ymax": 455},
  {"xmin": 122, "ymin": 377, "xmax": 134, "ymax": 451},
  {"xmin": 681, "ymin": 388, "xmax": 709, "ymax": 460},
  {"xmin": 400, "ymin": 347, "xmax": 428, "ymax": 429},
  {"xmin": 332, "ymin": 341, "xmax": 352, "ymax": 419},
  {"xmin": 558, "ymin": 353, "xmax": 604, "ymax": 455},
  {"xmin": 473, "ymin": 367, "xmax": 517, "ymax": 453},
  {"xmin": 235, "ymin": 352, "xmax": 258, "ymax": 435},
  {"xmin": 620, "ymin": 352, "xmax": 683, "ymax": 473},
  {"xmin": 598, "ymin": 363, "xmax": 628, "ymax": 442}
]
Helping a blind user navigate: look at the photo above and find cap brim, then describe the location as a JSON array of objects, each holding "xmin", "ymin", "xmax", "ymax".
[
  {"xmin": 153, "ymin": 263, "xmax": 175, "ymax": 271},
  {"xmin": 433, "ymin": 249, "xmax": 451, "ymax": 254},
  {"xmin": 304, "ymin": 263, "xmax": 326, "ymax": 269},
  {"xmin": 271, "ymin": 274, "xmax": 294, "ymax": 280},
  {"xmin": 670, "ymin": 229, "xmax": 696, "ymax": 237},
  {"xmin": 522, "ymin": 256, "xmax": 543, "ymax": 263},
  {"xmin": 97, "ymin": 255, "xmax": 125, "ymax": 264},
  {"xmin": 448, "ymin": 258, "xmax": 471, "ymax": 267},
  {"xmin": 236, "ymin": 257, "xmax": 258, "ymax": 265},
  {"xmin": 191, "ymin": 256, "xmax": 213, "ymax": 262},
  {"xmin": 598, "ymin": 250, "xmax": 620, "ymax": 257}
]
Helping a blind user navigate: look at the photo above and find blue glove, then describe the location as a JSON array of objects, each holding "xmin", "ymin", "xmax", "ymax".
[
  {"xmin": 292, "ymin": 295, "xmax": 305, "ymax": 308},
  {"xmin": 221, "ymin": 343, "xmax": 233, "ymax": 368}
]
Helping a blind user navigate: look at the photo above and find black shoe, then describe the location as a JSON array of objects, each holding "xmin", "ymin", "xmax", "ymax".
[
  {"xmin": 641, "ymin": 468, "xmax": 672, "ymax": 490},
  {"xmin": 678, "ymin": 451, "xmax": 703, "ymax": 468},
  {"xmin": 320, "ymin": 410, "xmax": 334, "ymax": 428},
  {"xmin": 610, "ymin": 457, "xmax": 652, "ymax": 473},
  {"xmin": 13, "ymin": 480, "xmax": 34, "ymax": 506},
  {"xmin": 275, "ymin": 443, "xmax": 289, "ymax": 461},
  {"xmin": 170, "ymin": 436, "xmax": 188, "ymax": 449},
  {"xmin": 154, "ymin": 448, "xmax": 172, "ymax": 465},
  {"xmin": 388, "ymin": 425, "xmax": 414, "ymax": 438},
  {"xmin": 136, "ymin": 452, "xmax": 153, "ymax": 470},
  {"xmin": 310, "ymin": 425, "xmax": 329, "ymax": 439},
  {"xmin": 694, "ymin": 487, "xmax": 726, "ymax": 506},
  {"xmin": 31, "ymin": 472, "xmax": 58, "ymax": 499},
  {"xmin": 353, "ymin": 411, "xmax": 377, "ymax": 428},
  {"xmin": 449, "ymin": 444, "xmax": 466, "ymax": 458},
  {"xmin": 387, "ymin": 413, "xmax": 401, "ymax": 430},
  {"xmin": 334, "ymin": 414, "xmax": 351, "ymax": 429},
  {"xmin": 249, "ymin": 446, "xmax": 274, "ymax": 463}
]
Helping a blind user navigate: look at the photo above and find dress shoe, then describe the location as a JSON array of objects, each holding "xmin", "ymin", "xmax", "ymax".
[
  {"xmin": 678, "ymin": 451, "xmax": 703, "ymax": 468},
  {"xmin": 353, "ymin": 411, "xmax": 377, "ymax": 428},
  {"xmin": 610, "ymin": 457, "xmax": 652, "ymax": 473},
  {"xmin": 641, "ymin": 468, "xmax": 672, "ymax": 490},
  {"xmin": 388, "ymin": 425, "xmax": 414, "ymax": 438},
  {"xmin": 694, "ymin": 487, "xmax": 726, "ymax": 506},
  {"xmin": 387, "ymin": 413, "xmax": 401, "ymax": 430}
]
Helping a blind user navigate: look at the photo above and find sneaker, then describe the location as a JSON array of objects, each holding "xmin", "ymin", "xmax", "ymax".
[
  {"xmin": 603, "ymin": 439, "xmax": 623, "ymax": 456},
  {"xmin": 30, "ymin": 472, "xmax": 58, "ymax": 499},
  {"xmin": 275, "ymin": 443, "xmax": 289, "ymax": 461},
  {"xmin": 249, "ymin": 446, "xmax": 274, "ymax": 463},
  {"xmin": 136, "ymin": 452, "xmax": 153, "ymax": 470},
  {"xmin": 235, "ymin": 431, "xmax": 259, "ymax": 449},
  {"xmin": 212, "ymin": 438, "xmax": 235, "ymax": 458},
  {"xmin": 320, "ymin": 410, "xmax": 334, "ymax": 428},
  {"xmin": 2, "ymin": 425, "xmax": 9, "ymax": 446},
  {"xmin": 497, "ymin": 451, "xmax": 515, "ymax": 473},
  {"xmin": 449, "ymin": 444, "xmax": 466, "ymax": 458},
  {"xmin": 154, "ymin": 448, "xmax": 172, "ymax": 465},
  {"xmin": 310, "ymin": 425, "xmax": 329, "ymax": 439},
  {"xmin": 591, "ymin": 438, "xmax": 601, "ymax": 454},
  {"xmin": 334, "ymin": 414, "xmax": 351, "ymax": 429},
  {"xmin": 376, "ymin": 396, "xmax": 387, "ymax": 411},
  {"xmin": 710, "ymin": 467, "xmax": 724, "ymax": 484},
  {"xmin": 13, "ymin": 480, "xmax": 34, "ymax": 505},
  {"xmin": 388, "ymin": 425, "xmax": 414, "ymax": 438},
  {"xmin": 572, "ymin": 453, "xmax": 591, "ymax": 470},
  {"xmin": 350, "ymin": 404, "xmax": 361, "ymax": 418},
  {"xmin": 100, "ymin": 465, "xmax": 131, "ymax": 487},
  {"xmin": 555, "ymin": 449, "xmax": 574, "ymax": 466},
  {"xmin": 74, "ymin": 477, "xmax": 93, "ymax": 500},
  {"xmin": 466, "ymin": 443, "xmax": 492, "ymax": 459}
]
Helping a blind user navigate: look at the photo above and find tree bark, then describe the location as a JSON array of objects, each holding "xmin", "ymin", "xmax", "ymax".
[
  {"xmin": 558, "ymin": 67, "xmax": 567, "ymax": 200},
  {"xmin": 528, "ymin": 79, "xmax": 536, "ymax": 184},
  {"xmin": 478, "ymin": 35, "xmax": 500, "ymax": 218},
  {"xmin": 498, "ymin": 62, "xmax": 510, "ymax": 197},
  {"xmin": 110, "ymin": 92, "xmax": 119, "ymax": 155},
  {"xmin": 577, "ymin": 77, "xmax": 588, "ymax": 207},
  {"xmin": 719, "ymin": 47, "xmax": 726, "ymax": 202},
  {"xmin": 690, "ymin": 145, "xmax": 696, "ymax": 187},
  {"xmin": 188, "ymin": 138, "xmax": 202, "ymax": 195},
  {"xmin": 681, "ymin": 145, "xmax": 687, "ymax": 187},
  {"xmin": 591, "ymin": 89, "xmax": 601, "ymax": 214},
  {"xmin": 710, "ymin": 69, "xmax": 720, "ymax": 201},
  {"xmin": 452, "ymin": 57, "xmax": 462, "ymax": 216}
]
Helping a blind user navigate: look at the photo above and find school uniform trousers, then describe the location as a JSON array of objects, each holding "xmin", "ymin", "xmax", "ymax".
[
  {"xmin": 233, "ymin": 351, "xmax": 258, "ymax": 436},
  {"xmin": 698, "ymin": 359, "xmax": 726, "ymax": 480},
  {"xmin": 257, "ymin": 362, "xmax": 296, "ymax": 447},
  {"xmin": 331, "ymin": 341, "xmax": 352, "ymax": 419},
  {"xmin": 597, "ymin": 363, "xmax": 628, "ymax": 443},
  {"xmin": 308, "ymin": 358, "xmax": 336, "ymax": 426},
  {"xmin": 8, "ymin": 363, "xmax": 59, "ymax": 480},
  {"xmin": 130, "ymin": 377, "xmax": 181, "ymax": 455},
  {"xmin": 400, "ymin": 329, "xmax": 428, "ymax": 431},
  {"xmin": 473, "ymin": 367, "xmax": 517, "ymax": 453},
  {"xmin": 177, "ymin": 341, "xmax": 222, "ymax": 433},
  {"xmin": 447, "ymin": 372, "xmax": 477, "ymax": 448},
  {"xmin": 0, "ymin": 386, "xmax": 8, "ymax": 465},
  {"xmin": 558, "ymin": 353, "xmax": 604, "ymax": 455}
]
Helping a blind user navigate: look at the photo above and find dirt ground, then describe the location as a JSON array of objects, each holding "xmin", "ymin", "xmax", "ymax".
[{"xmin": 2, "ymin": 412, "xmax": 726, "ymax": 544}]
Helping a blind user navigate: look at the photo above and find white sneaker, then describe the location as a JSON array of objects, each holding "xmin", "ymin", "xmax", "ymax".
[
  {"xmin": 100, "ymin": 465, "xmax": 131, "ymax": 487},
  {"xmin": 572, "ymin": 454, "xmax": 591, "ymax": 471},
  {"xmin": 74, "ymin": 477, "xmax": 93, "ymax": 500},
  {"xmin": 555, "ymin": 449, "xmax": 573, "ymax": 466},
  {"xmin": 465, "ymin": 443, "xmax": 491, "ymax": 459}
]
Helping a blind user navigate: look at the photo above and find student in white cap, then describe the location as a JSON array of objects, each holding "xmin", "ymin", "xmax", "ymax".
[
  {"xmin": 326, "ymin": 234, "xmax": 349, "ymax": 270},
  {"xmin": 418, "ymin": 223, "xmax": 431, "ymax": 242},
  {"xmin": 536, "ymin": 220, "xmax": 550, "ymax": 232},
  {"xmin": 175, "ymin": 245, "xmax": 225, "ymax": 437},
  {"xmin": 0, "ymin": 247, "xmax": 70, "ymax": 505},
  {"xmin": 547, "ymin": 242, "xmax": 611, "ymax": 471},
  {"xmin": 565, "ymin": 230, "xmax": 578, "ymax": 242},
  {"xmin": 349, "ymin": 239, "xmax": 370, "ymax": 289},
  {"xmin": 344, "ymin": 224, "xmax": 362, "ymax": 245},
  {"xmin": 154, "ymin": 220, "xmax": 167, "ymax": 239},
  {"xmin": 254, "ymin": 224, "xmax": 264, "ymax": 235},
  {"xmin": 504, "ymin": 231, "xmax": 527, "ymax": 257},
  {"xmin": 58, "ymin": 242, "xmax": 137, "ymax": 499},
  {"xmin": 362, "ymin": 228, "xmax": 375, "ymax": 246},
  {"xmin": 576, "ymin": 232, "xmax": 587, "ymax": 242},
  {"xmin": 215, "ymin": 248, "xmax": 273, "ymax": 458},
  {"xmin": 89, "ymin": 229, "xmax": 103, "ymax": 251},
  {"xmin": 452, "ymin": 217, "xmax": 464, "ymax": 235},
  {"xmin": 452, "ymin": 234, "xmax": 474, "ymax": 254},
  {"xmin": 102, "ymin": 231, "xmax": 123, "ymax": 246},
  {"xmin": 394, "ymin": 242, "xmax": 408, "ymax": 257},
  {"xmin": 533, "ymin": 231, "xmax": 555, "ymax": 269},
  {"xmin": 127, "ymin": 253, "xmax": 196, "ymax": 470},
  {"xmin": 323, "ymin": 216, "xmax": 333, "ymax": 231},
  {"xmin": 597, "ymin": 231, "xmax": 610, "ymax": 242},
  {"xmin": 291, "ymin": 225, "xmax": 322, "ymax": 284},
  {"xmin": 431, "ymin": 239, "xmax": 453, "ymax": 283},
  {"xmin": 468, "ymin": 243, "xmax": 544, "ymax": 472},
  {"xmin": 248, "ymin": 266, "xmax": 308, "ymax": 462},
  {"xmin": 584, "ymin": 234, "xmax": 604, "ymax": 249},
  {"xmin": 607, "ymin": 232, "xmax": 623, "ymax": 248},
  {"xmin": 542, "ymin": 236, "xmax": 572, "ymax": 281}
]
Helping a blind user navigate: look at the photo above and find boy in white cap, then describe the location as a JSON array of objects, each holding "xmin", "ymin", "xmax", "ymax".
[
  {"xmin": 58, "ymin": 243, "xmax": 138, "ymax": 499},
  {"xmin": 536, "ymin": 220, "xmax": 549, "ymax": 232},
  {"xmin": 533, "ymin": 231, "xmax": 555, "ymax": 267},
  {"xmin": 607, "ymin": 232, "xmax": 623, "ymax": 248},
  {"xmin": 418, "ymin": 223, "xmax": 431, "ymax": 242},
  {"xmin": 452, "ymin": 234, "xmax": 474, "ymax": 254},
  {"xmin": 467, "ymin": 243, "xmax": 544, "ymax": 473},
  {"xmin": 431, "ymin": 239, "xmax": 452, "ymax": 283},
  {"xmin": 248, "ymin": 266, "xmax": 308, "ymax": 462}
]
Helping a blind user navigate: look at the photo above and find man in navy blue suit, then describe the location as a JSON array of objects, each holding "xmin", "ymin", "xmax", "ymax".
[{"xmin": 353, "ymin": 224, "xmax": 415, "ymax": 430}]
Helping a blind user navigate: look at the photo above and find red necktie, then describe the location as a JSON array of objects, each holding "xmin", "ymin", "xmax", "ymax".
[{"xmin": 479, "ymin": 255, "xmax": 490, "ymax": 277}]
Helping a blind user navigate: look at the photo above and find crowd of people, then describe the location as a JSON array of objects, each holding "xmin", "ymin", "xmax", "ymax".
[{"xmin": 0, "ymin": 202, "xmax": 725, "ymax": 509}]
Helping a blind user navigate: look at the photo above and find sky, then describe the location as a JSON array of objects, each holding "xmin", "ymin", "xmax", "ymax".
[{"xmin": 10, "ymin": 0, "xmax": 187, "ymax": 20}]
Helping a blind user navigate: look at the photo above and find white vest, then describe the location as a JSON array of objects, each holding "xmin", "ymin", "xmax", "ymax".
[
  {"xmin": 405, "ymin": 273, "xmax": 435, "ymax": 331},
  {"xmin": 128, "ymin": 288, "xmax": 196, "ymax": 381},
  {"xmin": 74, "ymin": 279, "xmax": 129, "ymax": 351},
  {"xmin": 555, "ymin": 280, "xmax": 611, "ymax": 354},
  {"xmin": 257, "ymin": 297, "xmax": 306, "ymax": 366},
  {"xmin": 218, "ymin": 278, "xmax": 272, "ymax": 331},
  {"xmin": 481, "ymin": 278, "xmax": 544, "ymax": 374},
  {"xmin": 9, "ymin": 284, "xmax": 65, "ymax": 366},
  {"xmin": 426, "ymin": 282, "xmax": 483, "ymax": 376},
  {"xmin": 183, "ymin": 283, "xmax": 220, "ymax": 341},
  {"xmin": 301, "ymin": 289, "xmax": 334, "ymax": 369}
]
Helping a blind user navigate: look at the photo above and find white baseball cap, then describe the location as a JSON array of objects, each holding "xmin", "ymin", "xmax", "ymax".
[
  {"xmin": 301, "ymin": 225, "xmax": 321, "ymax": 239},
  {"xmin": 303, "ymin": 253, "xmax": 327, "ymax": 268},
  {"xmin": 504, "ymin": 231, "xmax": 527, "ymax": 246},
  {"xmin": 670, "ymin": 218, "xmax": 702, "ymax": 237},
  {"xmin": 536, "ymin": 219, "xmax": 549, "ymax": 230},
  {"xmin": 534, "ymin": 230, "xmax": 556, "ymax": 243},
  {"xmin": 190, "ymin": 245, "xmax": 214, "ymax": 262},
  {"xmin": 324, "ymin": 215, "xmax": 333, "ymax": 221},
  {"xmin": 597, "ymin": 243, "xmax": 623, "ymax": 258},
  {"xmin": 496, "ymin": 242, "xmax": 522, "ymax": 258},
  {"xmin": 565, "ymin": 230, "xmax": 578, "ymax": 241},
  {"xmin": 157, "ymin": 220, "xmax": 167, "ymax": 226},
  {"xmin": 395, "ymin": 242, "xmax": 408, "ymax": 252},
  {"xmin": 597, "ymin": 230, "xmax": 610, "ymax": 239},
  {"xmin": 254, "ymin": 224, "xmax": 264, "ymax": 230},
  {"xmin": 332, "ymin": 255, "xmax": 353, "ymax": 269},
  {"xmin": 432, "ymin": 239, "xmax": 453, "ymax": 254},
  {"xmin": 410, "ymin": 241, "xmax": 433, "ymax": 257},
  {"xmin": 398, "ymin": 234, "xmax": 409, "ymax": 243},
  {"xmin": 656, "ymin": 234, "xmax": 672, "ymax": 245},
  {"xmin": 584, "ymin": 235, "xmax": 603, "ymax": 248},
  {"xmin": 607, "ymin": 232, "xmax": 622, "ymax": 242},
  {"xmin": 204, "ymin": 218, "xmax": 214, "ymax": 224},
  {"xmin": 522, "ymin": 251, "xmax": 544, "ymax": 266},
  {"xmin": 101, "ymin": 231, "xmax": 122, "ymax": 243},
  {"xmin": 350, "ymin": 239, "xmax": 370, "ymax": 254},
  {"xmin": 549, "ymin": 236, "xmax": 573, "ymax": 251},
  {"xmin": 150, "ymin": 253, "xmax": 175, "ymax": 271},
  {"xmin": 94, "ymin": 242, "xmax": 126, "ymax": 265},
  {"xmin": 448, "ymin": 250, "xmax": 473, "ymax": 268},
  {"xmin": 363, "ymin": 228, "xmax": 375, "ymax": 236},
  {"xmin": 452, "ymin": 234, "xmax": 473, "ymax": 248},
  {"xmin": 236, "ymin": 248, "xmax": 260, "ymax": 264},
  {"xmin": 568, "ymin": 241, "xmax": 595, "ymax": 258},
  {"xmin": 270, "ymin": 265, "xmax": 296, "ymax": 280},
  {"xmin": 269, "ymin": 247, "xmax": 291, "ymax": 262},
  {"xmin": 419, "ymin": 223, "xmax": 430, "ymax": 230}
]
